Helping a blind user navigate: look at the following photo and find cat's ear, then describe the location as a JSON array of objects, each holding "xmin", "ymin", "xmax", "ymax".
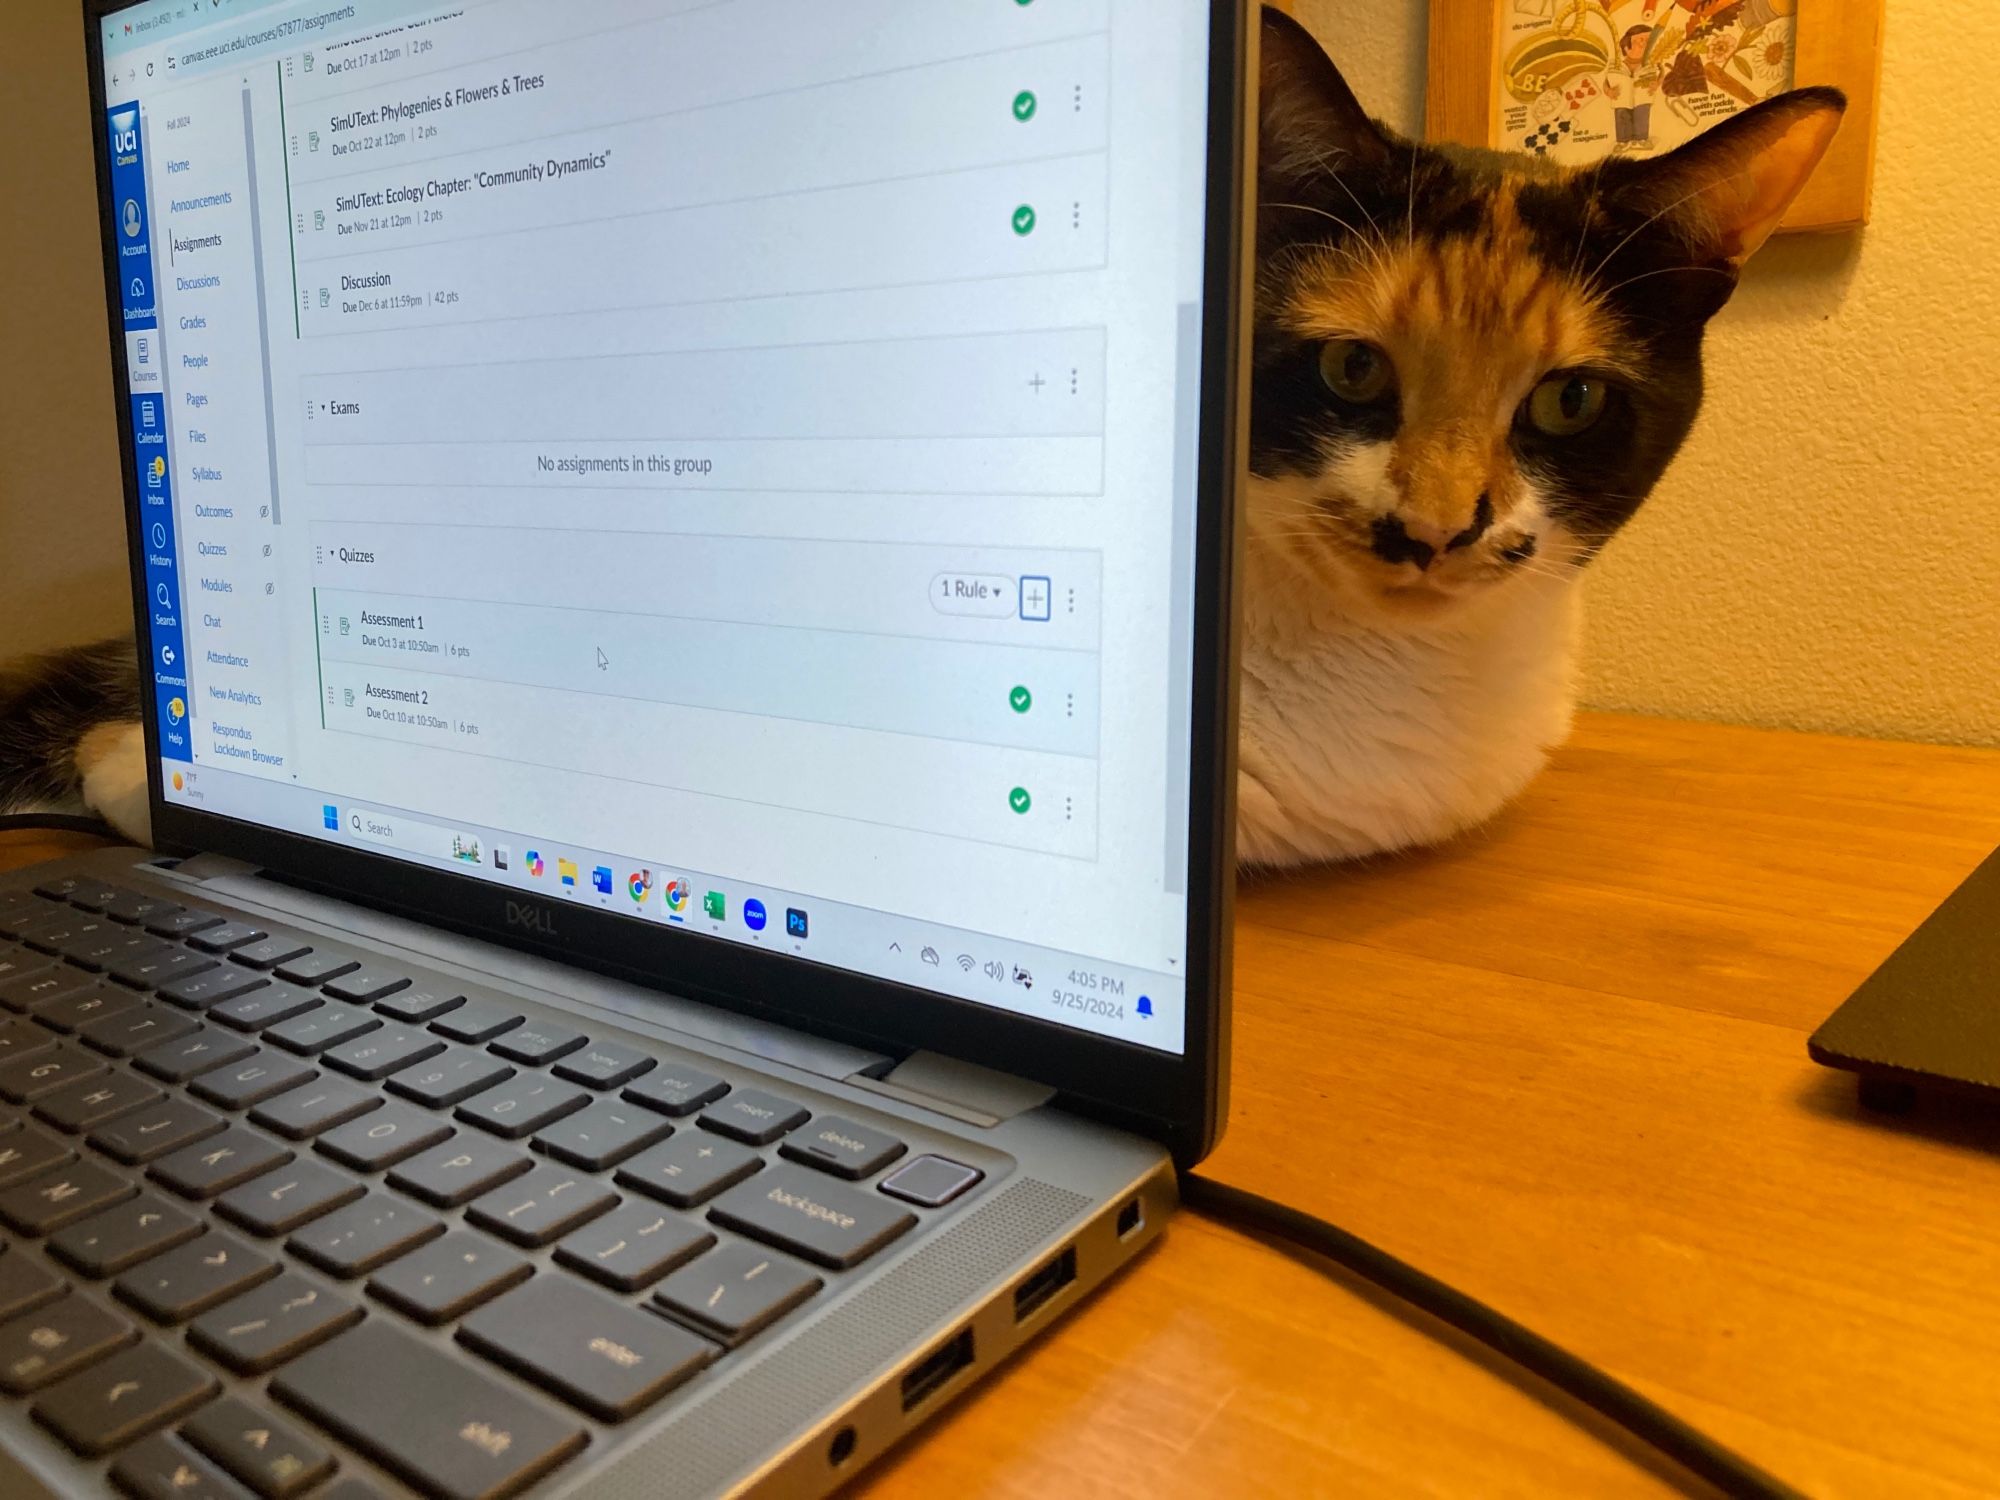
[
  {"xmin": 1633, "ymin": 87, "xmax": 1846, "ymax": 267},
  {"xmin": 1259, "ymin": 6, "xmax": 1397, "ymax": 192}
]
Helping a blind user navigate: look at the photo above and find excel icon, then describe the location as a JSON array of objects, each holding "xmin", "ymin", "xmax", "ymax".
[{"xmin": 703, "ymin": 890, "xmax": 725, "ymax": 920}]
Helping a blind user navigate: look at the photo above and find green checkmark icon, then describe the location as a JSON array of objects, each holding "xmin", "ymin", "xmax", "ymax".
[
  {"xmin": 1009, "ymin": 685, "xmax": 1032, "ymax": 714},
  {"xmin": 1011, "ymin": 204, "xmax": 1036, "ymax": 236},
  {"xmin": 1012, "ymin": 89, "xmax": 1037, "ymax": 122},
  {"xmin": 1009, "ymin": 786, "xmax": 1032, "ymax": 815}
]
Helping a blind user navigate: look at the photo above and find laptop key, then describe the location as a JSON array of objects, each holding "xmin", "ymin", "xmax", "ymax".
[
  {"xmin": 0, "ymin": 1041, "xmax": 108, "ymax": 1102},
  {"xmin": 622, "ymin": 1063, "xmax": 729, "ymax": 1117},
  {"xmin": 225, "ymin": 936, "xmax": 314, "ymax": 971},
  {"xmin": 34, "ymin": 1069, "xmax": 163, "ymax": 1133},
  {"xmin": 554, "ymin": 1202, "xmax": 712, "ymax": 1293},
  {"xmin": 489, "ymin": 1021, "xmax": 587, "ymax": 1065},
  {"xmin": 80, "ymin": 1003, "xmax": 201, "ymax": 1058},
  {"xmin": 616, "ymin": 1133, "xmax": 760, "ymax": 1209},
  {"xmin": 698, "ymin": 1087, "xmax": 810, "ymax": 1146},
  {"xmin": 47, "ymin": 1192, "xmax": 204, "ymax": 1277},
  {"xmin": 321, "ymin": 1024, "xmax": 443, "ymax": 1082},
  {"xmin": 263, "ymin": 1003, "xmax": 379, "ymax": 1056},
  {"xmin": 272, "ymin": 1320, "xmax": 587, "ymax": 1500},
  {"xmin": 0, "ymin": 1247, "xmax": 67, "ymax": 1319},
  {"xmin": 0, "ymin": 966, "xmax": 99, "ymax": 1015},
  {"xmin": 34, "ymin": 980, "xmax": 144, "ymax": 1034},
  {"xmin": 159, "ymin": 967, "xmax": 269, "ymax": 1011},
  {"xmin": 182, "ymin": 1395, "xmax": 335, "ymax": 1496},
  {"xmin": 315, "ymin": 1101, "xmax": 453, "ymax": 1170},
  {"xmin": 187, "ymin": 923, "xmax": 267, "ymax": 955},
  {"xmin": 552, "ymin": 1040, "xmax": 654, "ymax": 1090},
  {"xmin": 385, "ymin": 1046, "xmax": 513, "ymax": 1108},
  {"xmin": 208, "ymin": 984, "xmax": 322, "ymax": 1034},
  {"xmin": 185, "ymin": 1273, "xmax": 363, "ymax": 1374},
  {"xmin": 216, "ymin": 1159, "xmax": 365, "ymax": 1237},
  {"xmin": 0, "ymin": 1156, "xmax": 136, "ymax": 1234},
  {"xmin": 780, "ymin": 1116, "xmax": 908, "ymax": 1179},
  {"xmin": 367, "ymin": 1230, "xmax": 532, "ymax": 1325},
  {"xmin": 464, "ymin": 1163, "xmax": 615, "ymax": 1247},
  {"xmin": 459, "ymin": 1273, "xmax": 714, "ymax": 1422},
  {"xmin": 388, "ymin": 1137, "xmax": 532, "ymax": 1207},
  {"xmin": 374, "ymin": 985, "xmax": 463, "ymax": 1024},
  {"xmin": 67, "ymin": 929, "xmax": 160, "ymax": 971},
  {"xmin": 31, "ymin": 1338, "xmax": 218, "ymax": 1456},
  {"xmin": 112, "ymin": 1432, "xmax": 258, "ymax": 1500},
  {"xmin": 0, "ymin": 1016, "xmax": 57, "ymax": 1065},
  {"xmin": 0, "ymin": 1293, "xmax": 137, "ymax": 1394},
  {"xmin": 287, "ymin": 1193, "xmax": 444, "ymax": 1277},
  {"xmin": 64, "ymin": 883, "xmax": 131, "ymax": 913},
  {"xmin": 149, "ymin": 1128, "xmax": 294, "ymax": 1200},
  {"xmin": 0, "ymin": 1123, "xmax": 76, "ymax": 1188},
  {"xmin": 248, "ymin": 1077, "xmax": 380, "ymax": 1140},
  {"xmin": 145, "ymin": 910, "xmax": 227, "ymax": 939},
  {"xmin": 134, "ymin": 1026, "xmax": 256, "ymax": 1083},
  {"xmin": 0, "ymin": 947, "xmax": 56, "ymax": 984},
  {"xmin": 455, "ymin": 1076, "xmax": 589, "ymax": 1139},
  {"xmin": 652, "ymin": 1241, "xmax": 821, "ymax": 1345},
  {"xmin": 428, "ymin": 996, "xmax": 524, "ymax": 1043},
  {"xmin": 189, "ymin": 1049, "xmax": 317, "ymax": 1110},
  {"xmin": 91, "ymin": 1098, "xmax": 227, "ymax": 1165},
  {"xmin": 110, "ymin": 949, "xmax": 218, "ymax": 991},
  {"xmin": 534, "ymin": 1098, "xmax": 671, "ymax": 1171},
  {"xmin": 320, "ymin": 967, "xmax": 411, "ymax": 1005},
  {"xmin": 100, "ymin": 893, "xmax": 180, "ymax": 925},
  {"xmin": 272, "ymin": 950, "xmax": 360, "ymax": 985},
  {"xmin": 708, "ymin": 1165, "xmax": 917, "ymax": 1271},
  {"xmin": 115, "ymin": 1231, "xmax": 279, "ymax": 1323}
]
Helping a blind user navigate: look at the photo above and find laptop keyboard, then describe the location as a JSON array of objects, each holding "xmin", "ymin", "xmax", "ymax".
[{"xmin": 0, "ymin": 879, "xmax": 989, "ymax": 1498}]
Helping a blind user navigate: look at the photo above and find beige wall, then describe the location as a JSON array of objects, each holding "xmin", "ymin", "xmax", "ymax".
[
  {"xmin": 1295, "ymin": 0, "xmax": 2000, "ymax": 746},
  {"xmin": 1, "ymin": 0, "xmax": 132, "ymax": 658},
  {"xmin": 5, "ymin": 2, "xmax": 1995, "ymax": 742}
]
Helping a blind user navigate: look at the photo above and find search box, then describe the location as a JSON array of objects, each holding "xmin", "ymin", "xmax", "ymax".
[{"xmin": 347, "ymin": 808, "xmax": 483, "ymax": 866}]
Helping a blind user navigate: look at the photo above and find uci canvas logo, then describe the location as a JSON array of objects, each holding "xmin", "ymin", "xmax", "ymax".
[{"xmin": 110, "ymin": 109, "xmax": 139, "ymax": 166}]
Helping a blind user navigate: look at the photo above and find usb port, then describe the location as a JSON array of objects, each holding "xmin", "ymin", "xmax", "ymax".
[
  {"xmin": 899, "ymin": 1327, "xmax": 974, "ymax": 1412},
  {"xmin": 1012, "ymin": 1246, "xmax": 1077, "ymax": 1324}
]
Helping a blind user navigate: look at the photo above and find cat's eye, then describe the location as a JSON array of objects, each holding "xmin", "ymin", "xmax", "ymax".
[
  {"xmin": 1526, "ymin": 373, "xmax": 1609, "ymax": 437},
  {"xmin": 1318, "ymin": 339, "xmax": 1394, "ymax": 404}
]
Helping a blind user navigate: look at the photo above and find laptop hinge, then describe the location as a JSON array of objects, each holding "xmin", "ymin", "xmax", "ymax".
[{"xmin": 844, "ymin": 1050, "xmax": 1055, "ymax": 1129}]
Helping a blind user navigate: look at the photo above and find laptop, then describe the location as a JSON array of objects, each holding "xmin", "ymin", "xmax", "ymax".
[{"xmin": 0, "ymin": 1, "xmax": 1248, "ymax": 1494}]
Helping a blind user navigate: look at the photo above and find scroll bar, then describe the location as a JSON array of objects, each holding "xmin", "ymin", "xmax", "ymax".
[
  {"xmin": 242, "ymin": 86, "xmax": 282, "ymax": 524},
  {"xmin": 1163, "ymin": 301, "xmax": 1199, "ymax": 897}
]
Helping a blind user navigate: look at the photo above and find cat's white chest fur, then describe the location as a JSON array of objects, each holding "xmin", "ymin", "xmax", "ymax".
[{"xmin": 1234, "ymin": 548, "xmax": 1582, "ymax": 868}]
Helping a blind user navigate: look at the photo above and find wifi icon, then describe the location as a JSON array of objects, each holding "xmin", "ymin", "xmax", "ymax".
[{"xmin": 955, "ymin": 954, "xmax": 976, "ymax": 972}]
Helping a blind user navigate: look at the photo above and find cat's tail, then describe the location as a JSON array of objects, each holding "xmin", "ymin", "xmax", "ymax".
[{"xmin": 0, "ymin": 638, "xmax": 151, "ymax": 845}]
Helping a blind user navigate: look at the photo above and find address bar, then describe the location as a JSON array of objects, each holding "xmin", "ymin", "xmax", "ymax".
[{"xmin": 346, "ymin": 807, "xmax": 482, "ymax": 865}]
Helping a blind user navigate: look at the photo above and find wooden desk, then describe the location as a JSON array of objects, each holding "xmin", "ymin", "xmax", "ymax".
[
  {"xmin": 9, "ymin": 715, "xmax": 2000, "ymax": 1498},
  {"xmin": 865, "ymin": 714, "xmax": 2000, "ymax": 1500}
]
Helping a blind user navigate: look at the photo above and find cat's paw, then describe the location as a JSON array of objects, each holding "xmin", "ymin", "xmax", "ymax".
[{"xmin": 76, "ymin": 722, "xmax": 152, "ymax": 847}]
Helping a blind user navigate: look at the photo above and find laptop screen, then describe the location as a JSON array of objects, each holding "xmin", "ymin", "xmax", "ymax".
[{"xmin": 99, "ymin": 0, "xmax": 1214, "ymax": 1059}]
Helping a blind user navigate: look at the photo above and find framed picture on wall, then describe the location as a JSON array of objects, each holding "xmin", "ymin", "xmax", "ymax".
[{"xmin": 1425, "ymin": 0, "xmax": 1884, "ymax": 230}]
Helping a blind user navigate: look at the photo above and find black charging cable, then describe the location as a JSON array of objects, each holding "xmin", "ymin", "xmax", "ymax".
[{"xmin": 1181, "ymin": 1174, "xmax": 1807, "ymax": 1500}]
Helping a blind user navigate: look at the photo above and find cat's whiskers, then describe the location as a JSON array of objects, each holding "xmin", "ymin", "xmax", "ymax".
[
  {"xmin": 1582, "ymin": 161, "xmax": 1767, "ymax": 292},
  {"xmin": 1596, "ymin": 264, "xmax": 1737, "ymax": 299}
]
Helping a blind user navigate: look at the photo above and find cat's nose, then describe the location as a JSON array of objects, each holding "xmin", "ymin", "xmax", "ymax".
[{"xmin": 1371, "ymin": 494, "xmax": 1494, "ymax": 570}]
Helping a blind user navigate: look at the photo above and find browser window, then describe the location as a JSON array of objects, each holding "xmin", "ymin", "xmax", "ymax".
[{"xmin": 103, "ymin": 0, "xmax": 1213, "ymax": 1055}]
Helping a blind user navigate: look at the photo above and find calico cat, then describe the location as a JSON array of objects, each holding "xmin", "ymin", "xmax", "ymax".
[
  {"xmin": 0, "ymin": 10, "xmax": 1843, "ymax": 868},
  {"xmin": 1235, "ymin": 8, "xmax": 1841, "ymax": 866}
]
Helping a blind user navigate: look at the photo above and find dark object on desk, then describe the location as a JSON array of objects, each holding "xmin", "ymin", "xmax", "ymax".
[{"xmin": 1810, "ymin": 845, "xmax": 2000, "ymax": 1110}]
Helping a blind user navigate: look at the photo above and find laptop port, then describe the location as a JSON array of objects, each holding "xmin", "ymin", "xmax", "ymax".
[
  {"xmin": 1116, "ymin": 1197, "xmax": 1144, "ymax": 1239},
  {"xmin": 899, "ymin": 1327, "xmax": 974, "ymax": 1412},
  {"xmin": 827, "ymin": 1425, "xmax": 857, "ymax": 1466},
  {"xmin": 1012, "ymin": 1246, "xmax": 1077, "ymax": 1324}
]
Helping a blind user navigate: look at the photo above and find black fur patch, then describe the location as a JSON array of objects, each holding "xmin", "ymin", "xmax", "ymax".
[{"xmin": 0, "ymin": 639, "xmax": 143, "ymax": 810}]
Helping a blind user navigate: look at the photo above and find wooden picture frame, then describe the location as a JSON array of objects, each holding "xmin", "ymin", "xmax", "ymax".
[{"xmin": 1425, "ymin": 0, "xmax": 1883, "ymax": 231}]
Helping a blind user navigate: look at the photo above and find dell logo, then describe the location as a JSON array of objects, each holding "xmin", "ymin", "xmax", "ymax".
[{"xmin": 505, "ymin": 899, "xmax": 559, "ymax": 938}]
